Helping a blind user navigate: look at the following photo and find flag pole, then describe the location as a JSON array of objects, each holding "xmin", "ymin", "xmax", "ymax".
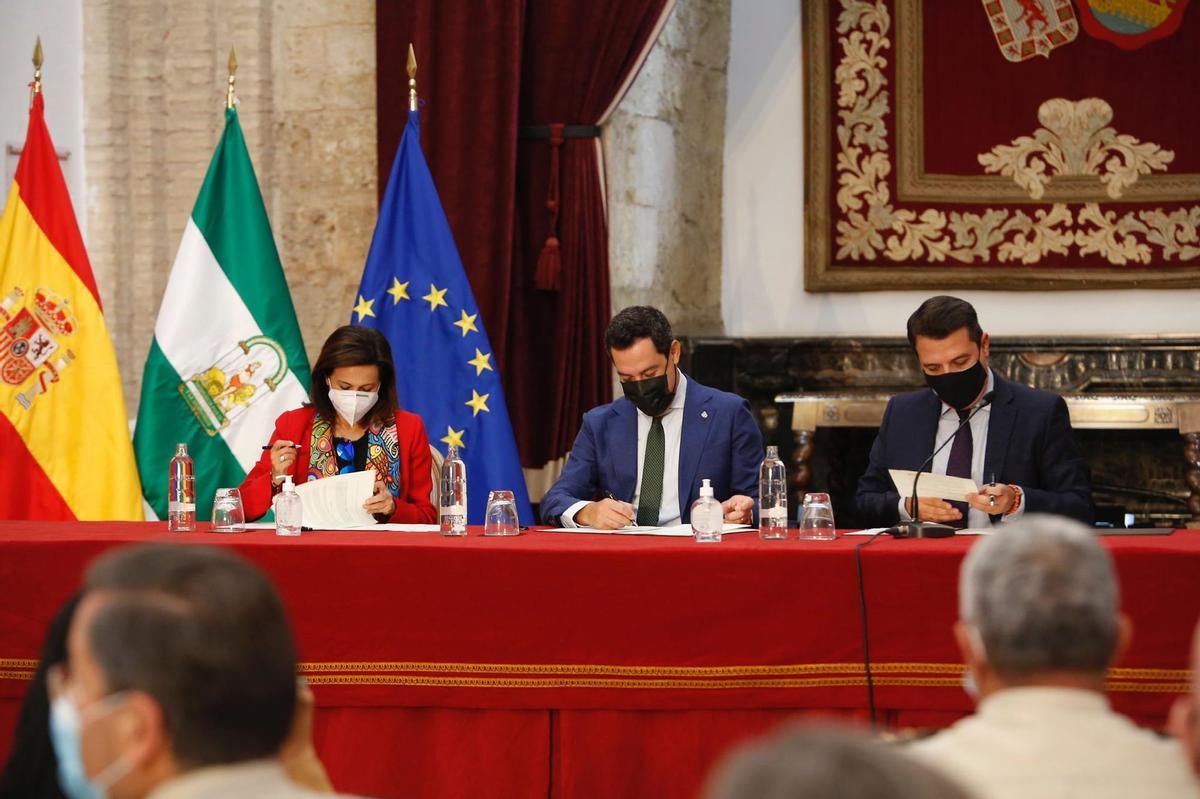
[
  {"xmin": 226, "ymin": 46, "xmax": 238, "ymax": 109},
  {"xmin": 407, "ymin": 44, "xmax": 418, "ymax": 112},
  {"xmin": 32, "ymin": 35, "xmax": 43, "ymax": 98}
]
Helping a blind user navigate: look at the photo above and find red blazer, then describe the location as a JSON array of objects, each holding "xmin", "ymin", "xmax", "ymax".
[{"xmin": 240, "ymin": 406, "xmax": 436, "ymax": 524}]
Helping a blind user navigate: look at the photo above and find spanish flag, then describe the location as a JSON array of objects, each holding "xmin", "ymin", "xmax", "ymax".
[{"xmin": 0, "ymin": 90, "xmax": 142, "ymax": 519}]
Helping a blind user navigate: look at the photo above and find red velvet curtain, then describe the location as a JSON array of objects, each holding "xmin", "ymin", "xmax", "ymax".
[
  {"xmin": 376, "ymin": 0, "xmax": 672, "ymax": 496},
  {"xmin": 375, "ymin": 4, "xmax": 525, "ymax": 361}
]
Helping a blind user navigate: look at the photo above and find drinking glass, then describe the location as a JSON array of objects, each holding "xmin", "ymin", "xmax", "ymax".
[
  {"xmin": 483, "ymin": 489, "xmax": 520, "ymax": 536},
  {"xmin": 211, "ymin": 487, "xmax": 246, "ymax": 533},
  {"xmin": 797, "ymin": 492, "xmax": 836, "ymax": 541}
]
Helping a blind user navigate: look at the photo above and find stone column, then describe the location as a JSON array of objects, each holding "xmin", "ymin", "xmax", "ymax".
[
  {"xmin": 604, "ymin": 0, "xmax": 730, "ymax": 335},
  {"xmin": 82, "ymin": 0, "xmax": 377, "ymax": 413}
]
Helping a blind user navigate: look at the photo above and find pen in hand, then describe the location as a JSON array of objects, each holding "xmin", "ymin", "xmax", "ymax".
[
  {"xmin": 606, "ymin": 491, "xmax": 635, "ymax": 527},
  {"xmin": 988, "ymin": 472, "xmax": 996, "ymax": 509}
]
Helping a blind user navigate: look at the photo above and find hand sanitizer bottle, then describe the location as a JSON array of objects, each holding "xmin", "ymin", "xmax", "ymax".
[
  {"xmin": 690, "ymin": 478, "xmax": 723, "ymax": 543},
  {"xmin": 275, "ymin": 475, "xmax": 302, "ymax": 537}
]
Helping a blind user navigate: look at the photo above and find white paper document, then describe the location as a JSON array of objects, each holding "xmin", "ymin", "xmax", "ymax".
[
  {"xmin": 291, "ymin": 470, "xmax": 378, "ymax": 530},
  {"xmin": 888, "ymin": 469, "xmax": 979, "ymax": 502},
  {"xmin": 842, "ymin": 527, "xmax": 992, "ymax": 536},
  {"xmin": 545, "ymin": 523, "xmax": 754, "ymax": 537}
]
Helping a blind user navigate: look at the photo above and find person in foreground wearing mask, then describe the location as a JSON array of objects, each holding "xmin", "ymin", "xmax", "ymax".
[
  {"xmin": 855, "ymin": 295, "xmax": 1092, "ymax": 529},
  {"xmin": 541, "ymin": 305, "xmax": 762, "ymax": 528},
  {"xmin": 47, "ymin": 543, "xmax": 358, "ymax": 798},
  {"xmin": 909, "ymin": 516, "xmax": 1199, "ymax": 799},
  {"xmin": 241, "ymin": 324, "xmax": 435, "ymax": 523}
]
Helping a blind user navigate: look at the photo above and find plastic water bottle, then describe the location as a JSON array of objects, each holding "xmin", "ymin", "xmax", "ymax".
[
  {"xmin": 690, "ymin": 478, "xmax": 723, "ymax": 543},
  {"xmin": 167, "ymin": 443, "xmax": 195, "ymax": 532},
  {"xmin": 275, "ymin": 475, "xmax": 303, "ymax": 537},
  {"xmin": 440, "ymin": 445, "xmax": 468, "ymax": 536},
  {"xmin": 758, "ymin": 445, "xmax": 788, "ymax": 540}
]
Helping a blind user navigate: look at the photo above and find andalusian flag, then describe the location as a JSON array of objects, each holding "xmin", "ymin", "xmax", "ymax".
[
  {"xmin": 134, "ymin": 107, "xmax": 310, "ymax": 520},
  {"xmin": 0, "ymin": 91, "xmax": 142, "ymax": 519}
]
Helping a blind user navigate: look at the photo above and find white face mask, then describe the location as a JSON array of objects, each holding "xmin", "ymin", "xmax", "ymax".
[
  {"xmin": 49, "ymin": 692, "xmax": 134, "ymax": 799},
  {"xmin": 328, "ymin": 387, "xmax": 378, "ymax": 426}
]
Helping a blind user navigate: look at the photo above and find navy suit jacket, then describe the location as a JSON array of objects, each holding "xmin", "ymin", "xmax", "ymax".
[
  {"xmin": 540, "ymin": 377, "xmax": 764, "ymax": 524},
  {"xmin": 855, "ymin": 373, "xmax": 1093, "ymax": 526}
]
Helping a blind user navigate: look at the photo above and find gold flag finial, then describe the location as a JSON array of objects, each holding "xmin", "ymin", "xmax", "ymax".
[
  {"xmin": 226, "ymin": 46, "xmax": 238, "ymax": 109},
  {"xmin": 407, "ymin": 44, "xmax": 418, "ymax": 112},
  {"xmin": 32, "ymin": 36, "xmax": 43, "ymax": 95}
]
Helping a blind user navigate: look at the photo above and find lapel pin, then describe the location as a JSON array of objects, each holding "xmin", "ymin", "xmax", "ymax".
[{"xmin": 701, "ymin": 410, "xmax": 708, "ymax": 419}]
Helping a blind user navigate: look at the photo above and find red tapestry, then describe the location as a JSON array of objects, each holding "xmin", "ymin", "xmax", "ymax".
[{"xmin": 804, "ymin": 0, "xmax": 1200, "ymax": 290}]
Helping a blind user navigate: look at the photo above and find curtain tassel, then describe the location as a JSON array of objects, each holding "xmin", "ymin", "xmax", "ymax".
[{"xmin": 534, "ymin": 124, "xmax": 565, "ymax": 292}]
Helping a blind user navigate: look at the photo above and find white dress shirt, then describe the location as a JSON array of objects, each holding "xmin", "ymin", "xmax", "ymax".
[
  {"xmin": 563, "ymin": 373, "xmax": 688, "ymax": 527},
  {"xmin": 898, "ymin": 369, "xmax": 1025, "ymax": 528},
  {"xmin": 909, "ymin": 687, "xmax": 1200, "ymax": 799},
  {"xmin": 147, "ymin": 759, "xmax": 361, "ymax": 799}
]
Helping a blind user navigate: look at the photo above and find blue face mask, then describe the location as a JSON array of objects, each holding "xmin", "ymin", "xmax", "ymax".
[{"xmin": 49, "ymin": 693, "xmax": 132, "ymax": 799}]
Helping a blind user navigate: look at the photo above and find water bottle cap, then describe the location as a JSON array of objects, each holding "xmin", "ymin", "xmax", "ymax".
[
  {"xmin": 699, "ymin": 478, "xmax": 714, "ymax": 498},
  {"xmin": 766, "ymin": 445, "xmax": 778, "ymax": 459}
]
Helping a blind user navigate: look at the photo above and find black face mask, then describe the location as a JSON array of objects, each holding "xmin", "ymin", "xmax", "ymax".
[
  {"xmin": 621, "ymin": 365, "xmax": 676, "ymax": 417},
  {"xmin": 925, "ymin": 359, "xmax": 987, "ymax": 410}
]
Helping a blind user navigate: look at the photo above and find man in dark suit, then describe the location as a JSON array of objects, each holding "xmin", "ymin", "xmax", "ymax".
[
  {"xmin": 855, "ymin": 296, "xmax": 1092, "ymax": 528},
  {"xmin": 541, "ymin": 306, "xmax": 763, "ymax": 528}
]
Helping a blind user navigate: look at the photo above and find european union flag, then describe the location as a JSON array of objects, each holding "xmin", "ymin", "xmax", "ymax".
[{"xmin": 353, "ymin": 109, "xmax": 532, "ymax": 525}]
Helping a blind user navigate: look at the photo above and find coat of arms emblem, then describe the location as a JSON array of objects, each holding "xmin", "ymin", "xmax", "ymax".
[
  {"xmin": 179, "ymin": 335, "xmax": 289, "ymax": 435},
  {"xmin": 981, "ymin": 0, "xmax": 1080, "ymax": 61},
  {"xmin": 1077, "ymin": 0, "xmax": 1191, "ymax": 50},
  {"xmin": 0, "ymin": 286, "xmax": 78, "ymax": 410}
]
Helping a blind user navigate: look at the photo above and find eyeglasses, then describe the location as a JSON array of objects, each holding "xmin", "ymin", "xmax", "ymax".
[{"xmin": 334, "ymin": 439, "xmax": 355, "ymax": 474}]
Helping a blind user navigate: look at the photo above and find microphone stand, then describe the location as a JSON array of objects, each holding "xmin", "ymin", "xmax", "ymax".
[{"xmin": 890, "ymin": 390, "xmax": 995, "ymax": 539}]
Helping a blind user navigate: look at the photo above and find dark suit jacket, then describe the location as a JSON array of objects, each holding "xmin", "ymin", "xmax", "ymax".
[
  {"xmin": 854, "ymin": 373, "xmax": 1093, "ymax": 526},
  {"xmin": 540, "ymin": 377, "xmax": 764, "ymax": 524}
]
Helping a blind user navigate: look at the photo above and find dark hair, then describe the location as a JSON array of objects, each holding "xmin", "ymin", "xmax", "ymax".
[
  {"xmin": 0, "ymin": 593, "xmax": 81, "ymax": 799},
  {"xmin": 83, "ymin": 544, "xmax": 297, "ymax": 768},
  {"xmin": 605, "ymin": 306, "xmax": 674, "ymax": 355},
  {"xmin": 310, "ymin": 325, "xmax": 399, "ymax": 426},
  {"xmin": 704, "ymin": 724, "xmax": 976, "ymax": 799},
  {"xmin": 906, "ymin": 296, "xmax": 983, "ymax": 347}
]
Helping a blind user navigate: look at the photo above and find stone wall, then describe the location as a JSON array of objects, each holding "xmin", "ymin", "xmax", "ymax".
[
  {"xmin": 605, "ymin": 0, "xmax": 730, "ymax": 336},
  {"xmin": 83, "ymin": 0, "xmax": 378, "ymax": 414},
  {"xmin": 82, "ymin": 0, "xmax": 731, "ymax": 413}
]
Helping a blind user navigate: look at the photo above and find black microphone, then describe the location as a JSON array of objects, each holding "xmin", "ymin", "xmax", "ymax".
[{"xmin": 888, "ymin": 390, "xmax": 996, "ymax": 539}]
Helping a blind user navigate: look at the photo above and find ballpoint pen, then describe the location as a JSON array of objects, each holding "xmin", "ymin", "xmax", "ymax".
[
  {"xmin": 988, "ymin": 472, "xmax": 996, "ymax": 509},
  {"xmin": 606, "ymin": 491, "xmax": 635, "ymax": 526}
]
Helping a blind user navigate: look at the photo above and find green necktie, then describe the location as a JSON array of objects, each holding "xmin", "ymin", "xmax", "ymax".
[{"xmin": 637, "ymin": 417, "xmax": 665, "ymax": 526}]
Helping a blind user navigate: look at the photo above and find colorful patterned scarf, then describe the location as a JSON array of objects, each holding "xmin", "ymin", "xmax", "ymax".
[{"xmin": 307, "ymin": 413, "xmax": 402, "ymax": 498}]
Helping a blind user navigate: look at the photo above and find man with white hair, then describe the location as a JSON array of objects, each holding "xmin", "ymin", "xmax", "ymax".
[{"xmin": 910, "ymin": 515, "xmax": 1199, "ymax": 799}]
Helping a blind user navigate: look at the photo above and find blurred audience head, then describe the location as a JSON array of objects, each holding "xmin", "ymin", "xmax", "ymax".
[
  {"xmin": 956, "ymin": 515, "xmax": 1128, "ymax": 698},
  {"xmin": 1169, "ymin": 620, "xmax": 1200, "ymax": 776},
  {"xmin": 704, "ymin": 723, "xmax": 976, "ymax": 799},
  {"xmin": 50, "ymin": 543, "xmax": 297, "ymax": 799}
]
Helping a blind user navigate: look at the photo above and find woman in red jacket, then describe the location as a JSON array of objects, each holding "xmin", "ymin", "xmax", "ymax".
[{"xmin": 240, "ymin": 325, "xmax": 436, "ymax": 523}]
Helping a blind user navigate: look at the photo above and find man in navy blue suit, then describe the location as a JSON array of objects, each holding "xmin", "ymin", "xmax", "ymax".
[
  {"xmin": 541, "ymin": 306, "xmax": 763, "ymax": 528},
  {"xmin": 855, "ymin": 296, "xmax": 1093, "ymax": 528}
]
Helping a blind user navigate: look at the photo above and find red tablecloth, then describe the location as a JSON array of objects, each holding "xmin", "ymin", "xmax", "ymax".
[{"xmin": 0, "ymin": 523, "xmax": 1196, "ymax": 798}]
